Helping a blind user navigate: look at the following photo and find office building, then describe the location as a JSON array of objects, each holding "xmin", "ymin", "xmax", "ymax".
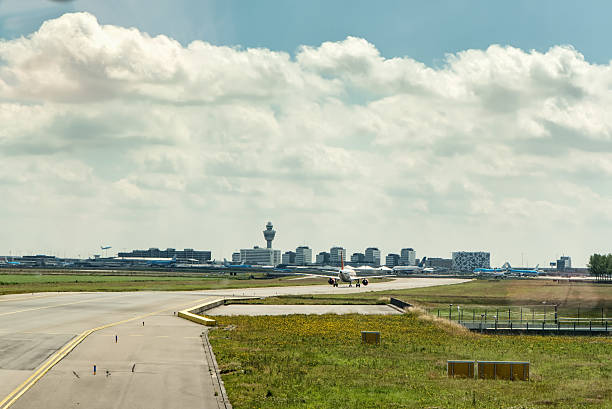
[
  {"xmin": 351, "ymin": 253, "xmax": 365, "ymax": 263},
  {"xmin": 452, "ymin": 251, "xmax": 490, "ymax": 272},
  {"xmin": 400, "ymin": 248, "xmax": 416, "ymax": 266},
  {"xmin": 282, "ymin": 251, "xmax": 296, "ymax": 265},
  {"xmin": 231, "ymin": 252, "xmax": 241, "ymax": 263},
  {"xmin": 556, "ymin": 256, "xmax": 572, "ymax": 270},
  {"xmin": 240, "ymin": 246, "xmax": 281, "ymax": 266},
  {"xmin": 295, "ymin": 246, "xmax": 312, "ymax": 265},
  {"xmin": 316, "ymin": 252, "xmax": 330, "ymax": 265},
  {"xmin": 365, "ymin": 247, "xmax": 381, "ymax": 266},
  {"xmin": 425, "ymin": 257, "xmax": 453, "ymax": 269},
  {"xmin": 385, "ymin": 253, "xmax": 400, "ymax": 268},
  {"xmin": 330, "ymin": 247, "xmax": 346, "ymax": 266},
  {"xmin": 118, "ymin": 248, "xmax": 211, "ymax": 262}
]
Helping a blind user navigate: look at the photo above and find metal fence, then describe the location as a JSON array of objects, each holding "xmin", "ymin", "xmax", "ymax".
[{"xmin": 426, "ymin": 305, "xmax": 611, "ymax": 335}]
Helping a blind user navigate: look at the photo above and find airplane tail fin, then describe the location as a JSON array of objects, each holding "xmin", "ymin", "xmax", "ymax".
[
  {"xmin": 502, "ymin": 262, "xmax": 511, "ymax": 270},
  {"xmin": 418, "ymin": 257, "xmax": 427, "ymax": 267},
  {"xmin": 535, "ymin": 264, "xmax": 539, "ymax": 270}
]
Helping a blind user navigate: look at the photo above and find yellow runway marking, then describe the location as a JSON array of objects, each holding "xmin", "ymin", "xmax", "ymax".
[
  {"xmin": 0, "ymin": 294, "xmax": 129, "ymax": 317},
  {"xmin": 0, "ymin": 295, "xmax": 216, "ymax": 409}
]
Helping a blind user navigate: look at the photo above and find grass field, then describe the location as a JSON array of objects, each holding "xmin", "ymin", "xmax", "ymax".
[
  {"xmin": 0, "ymin": 272, "xmax": 325, "ymax": 295},
  {"xmin": 234, "ymin": 279, "xmax": 612, "ymax": 319},
  {"xmin": 209, "ymin": 312, "xmax": 611, "ymax": 408}
]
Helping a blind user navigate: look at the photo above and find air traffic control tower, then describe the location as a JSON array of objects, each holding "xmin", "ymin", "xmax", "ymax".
[{"xmin": 263, "ymin": 221, "xmax": 276, "ymax": 249}]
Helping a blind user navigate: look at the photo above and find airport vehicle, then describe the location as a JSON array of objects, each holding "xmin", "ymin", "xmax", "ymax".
[{"xmin": 299, "ymin": 253, "xmax": 394, "ymax": 287}]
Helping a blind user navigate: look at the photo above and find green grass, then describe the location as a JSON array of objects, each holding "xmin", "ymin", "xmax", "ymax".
[
  {"xmin": 0, "ymin": 272, "xmax": 325, "ymax": 295},
  {"xmin": 235, "ymin": 279, "xmax": 612, "ymax": 319},
  {"xmin": 209, "ymin": 313, "xmax": 612, "ymax": 409}
]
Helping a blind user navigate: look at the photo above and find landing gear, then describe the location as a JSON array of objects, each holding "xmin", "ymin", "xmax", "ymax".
[
  {"xmin": 356, "ymin": 282, "xmax": 361, "ymax": 287},
  {"xmin": 349, "ymin": 283, "xmax": 352, "ymax": 287}
]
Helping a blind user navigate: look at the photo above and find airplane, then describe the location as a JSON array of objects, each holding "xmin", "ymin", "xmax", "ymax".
[
  {"xmin": 296, "ymin": 252, "xmax": 394, "ymax": 287},
  {"xmin": 2, "ymin": 257, "xmax": 21, "ymax": 266},
  {"xmin": 474, "ymin": 262, "xmax": 511, "ymax": 274},
  {"xmin": 507, "ymin": 264, "xmax": 543, "ymax": 276},
  {"xmin": 474, "ymin": 262, "xmax": 543, "ymax": 276},
  {"xmin": 114, "ymin": 256, "xmax": 177, "ymax": 266},
  {"xmin": 392, "ymin": 257, "xmax": 434, "ymax": 273},
  {"xmin": 100, "ymin": 246, "xmax": 112, "ymax": 250}
]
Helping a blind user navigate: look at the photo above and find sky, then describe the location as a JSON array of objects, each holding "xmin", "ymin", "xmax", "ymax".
[{"xmin": 1, "ymin": 1, "xmax": 612, "ymax": 266}]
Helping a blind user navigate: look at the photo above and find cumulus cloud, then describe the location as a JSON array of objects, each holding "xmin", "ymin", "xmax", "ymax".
[{"xmin": 1, "ymin": 12, "xmax": 611, "ymax": 265}]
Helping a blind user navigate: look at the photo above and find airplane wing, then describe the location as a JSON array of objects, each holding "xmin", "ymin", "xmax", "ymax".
[
  {"xmin": 353, "ymin": 274, "xmax": 396, "ymax": 279},
  {"xmin": 288, "ymin": 272, "xmax": 339, "ymax": 280}
]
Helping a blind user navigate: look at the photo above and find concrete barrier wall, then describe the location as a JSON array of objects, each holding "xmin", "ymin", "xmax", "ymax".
[
  {"xmin": 178, "ymin": 310, "xmax": 217, "ymax": 326},
  {"xmin": 389, "ymin": 298, "xmax": 412, "ymax": 309},
  {"xmin": 178, "ymin": 298, "xmax": 226, "ymax": 327},
  {"xmin": 189, "ymin": 299, "xmax": 225, "ymax": 315}
]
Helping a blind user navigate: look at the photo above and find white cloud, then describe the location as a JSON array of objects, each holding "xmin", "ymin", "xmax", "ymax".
[{"xmin": 1, "ymin": 12, "xmax": 612, "ymax": 266}]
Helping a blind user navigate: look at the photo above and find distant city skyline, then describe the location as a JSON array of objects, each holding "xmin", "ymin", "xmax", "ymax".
[{"xmin": 2, "ymin": 5, "xmax": 612, "ymax": 268}]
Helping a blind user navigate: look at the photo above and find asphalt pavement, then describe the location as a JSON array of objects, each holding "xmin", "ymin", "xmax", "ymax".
[{"xmin": 0, "ymin": 277, "xmax": 469, "ymax": 408}]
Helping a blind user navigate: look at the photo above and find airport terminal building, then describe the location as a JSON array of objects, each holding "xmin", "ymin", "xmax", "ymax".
[
  {"xmin": 240, "ymin": 246, "xmax": 281, "ymax": 266},
  {"xmin": 117, "ymin": 248, "xmax": 211, "ymax": 262}
]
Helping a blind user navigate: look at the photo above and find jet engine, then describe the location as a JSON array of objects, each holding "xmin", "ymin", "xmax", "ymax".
[
  {"xmin": 328, "ymin": 278, "xmax": 335, "ymax": 285},
  {"xmin": 361, "ymin": 279, "xmax": 369, "ymax": 286}
]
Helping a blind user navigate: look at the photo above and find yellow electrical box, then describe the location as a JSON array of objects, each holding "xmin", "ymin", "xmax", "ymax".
[
  {"xmin": 361, "ymin": 331, "xmax": 380, "ymax": 345},
  {"xmin": 447, "ymin": 360, "xmax": 475, "ymax": 378},
  {"xmin": 477, "ymin": 361, "xmax": 529, "ymax": 381}
]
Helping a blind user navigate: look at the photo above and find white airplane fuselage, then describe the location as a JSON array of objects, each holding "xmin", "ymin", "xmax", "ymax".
[{"xmin": 338, "ymin": 269, "xmax": 355, "ymax": 283}]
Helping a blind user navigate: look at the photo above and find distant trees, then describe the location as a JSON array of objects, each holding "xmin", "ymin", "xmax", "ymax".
[{"xmin": 587, "ymin": 254, "xmax": 612, "ymax": 281}]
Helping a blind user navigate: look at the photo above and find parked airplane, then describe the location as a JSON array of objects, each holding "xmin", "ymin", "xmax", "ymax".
[
  {"xmin": 474, "ymin": 262, "xmax": 511, "ymax": 275},
  {"xmin": 2, "ymin": 257, "xmax": 20, "ymax": 266},
  {"xmin": 507, "ymin": 264, "xmax": 543, "ymax": 276},
  {"xmin": 392, "ymin": 257, "xmax": 434, "ymax": 273},
  {"xmin": 475, "ymin": 262, "xmax": 543, "ymax": 276},
  {"xmin": 298, "ymin": 253, "xmax": 394, "ymax": 287},
  {"xmin": 114, "ymin": 256, "xmax": 176, "ymax": 266}
]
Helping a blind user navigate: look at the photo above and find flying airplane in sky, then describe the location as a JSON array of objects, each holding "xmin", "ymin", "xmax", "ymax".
[{"xmin": 299, "ymin": 253, "xmax": 394, "ymax": 287}]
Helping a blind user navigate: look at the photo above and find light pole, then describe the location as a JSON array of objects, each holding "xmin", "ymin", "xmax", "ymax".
[{"xmin": 449, "ymin": 304, "xmax": 453, "ymax": 321}]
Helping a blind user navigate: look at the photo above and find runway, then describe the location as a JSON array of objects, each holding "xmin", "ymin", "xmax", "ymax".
[{"xmin": 0, "ymin": 277, "xmax": 469, "ymax": 409}]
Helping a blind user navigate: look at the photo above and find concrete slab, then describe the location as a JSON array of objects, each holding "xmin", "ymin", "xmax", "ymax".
[
  {"xmin": 0, "ymin": 333, "xmax": 74, "ymax": 370},
  {"xmin": 0, "ymin": 278, "xmax": 468, "ymax": 408},
  {"xmin": 207, "ymin": 304, "xmax": 401, "ymax": 316},
  {"xmin": 10, "ymin": 313, "xmax": 222, "ymax": 409},
  {"xmin": 0, "ymin": 369, "xmax": 30, "ymax": 402}
]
